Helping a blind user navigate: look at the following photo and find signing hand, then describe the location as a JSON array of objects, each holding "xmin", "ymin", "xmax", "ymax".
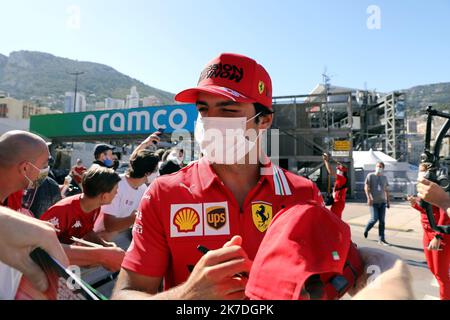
[{"xmin": 180, "ymin": 236, "xmax": 252, "ymax": 300}]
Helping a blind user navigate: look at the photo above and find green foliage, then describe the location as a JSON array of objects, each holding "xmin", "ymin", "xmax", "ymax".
[{"xmin": 0, "ymin": 51, "xmax": 175, "ymax": 107}]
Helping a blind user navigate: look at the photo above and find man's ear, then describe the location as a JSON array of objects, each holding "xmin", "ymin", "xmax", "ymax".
[
  {"xmin": 100, "ymin": 193, "xmax": 107, "ymax": 204},
  {"xmin": 258, "ymin": 114, "xmax": 273, "ymax": 130},
  {"xmin": 18, "ymin": 161, "xmax": 28, "ymax": 175}
]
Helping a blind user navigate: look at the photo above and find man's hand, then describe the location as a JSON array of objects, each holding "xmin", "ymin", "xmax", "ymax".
[
  {"xmin": 407, "ymin": 195, "xmax": 417, "ymax": 207},
  {"xmin": 428, "ymin": 237, "xmax": 442, "ymax": 251},
  {"xmin": 141, "ymin": 132, "xmax": 162, "ymax": 148},
  {"xmin": 0, "ymin": 207, "xmax": 69, "ymax": 293},
  {"xmin": 179, "ymin": 236, "xmax": 252, "ymax": 300},
  {"xmin": 322, "ymin": 153, "xmax": 330, "ymax": 162},
  {"xmin": 99, "ymin": 247, "xmax": 126, "ymax": 272},
  {"xmin": 367, "ymin": 198, "xmax": 373, "ymax": 206},
  {"xmin": 349, "ymin": 247, "xmax": 414, "ymax": 300},
  {"xmin": 417, "ymin": 178, "xmax": 450, "ymax": 211}
]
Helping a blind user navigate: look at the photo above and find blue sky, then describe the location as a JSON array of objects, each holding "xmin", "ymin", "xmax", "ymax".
[{"xmin": 1, "ymin": 0, "xmax": 449, "ymax": 96}]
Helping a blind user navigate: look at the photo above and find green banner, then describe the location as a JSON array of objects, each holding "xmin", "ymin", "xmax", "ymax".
[{"xmin": 30, "ymin": 104, "xmax": 197, "ymax": 139}]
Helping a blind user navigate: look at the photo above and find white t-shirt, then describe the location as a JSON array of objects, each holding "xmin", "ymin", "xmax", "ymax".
[
  {"xmin": 0, "ymin": 207, "xmax": 32, "ymax": 300},
  {"xmin": 0, "ymin": 262, "xmax": 22, "ymax": 300},
  {"xmin": 94, "ymin": 174, "xmax": 147, "ymax": 232}
]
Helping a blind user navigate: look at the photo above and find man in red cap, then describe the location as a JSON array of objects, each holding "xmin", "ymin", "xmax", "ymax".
[
  {"xmin": 112, "ymin": 53, "xmax": 325, "ymax": 300},
  {"xmin": 323, "ymin": 153, "xmax": 348, "ymax": 219}
]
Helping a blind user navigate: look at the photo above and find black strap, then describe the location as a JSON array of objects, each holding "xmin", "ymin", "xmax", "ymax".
[
  {"xmin": 344, "ymin": 261, "xmax": 358, "ymax": 288},
  {"xmin": 334, "ymin": 185, "xmax": 347, "ymax": 192}
]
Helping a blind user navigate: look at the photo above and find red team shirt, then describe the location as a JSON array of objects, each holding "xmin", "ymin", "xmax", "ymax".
[
  {"xmin": 5, "ymin": 190, "xmax": 24, "ymax": 211},
  {"xmin": 122, "ymin": 158, "xmax": 324, "ymax": 289},
  {"xmin": 334, "ymin": 174, "xmax": 347, "ymax": 202},
  {"xmin": 40, "ymin": 195, "xmax": 100, "ymax": 244},
  {"xmin": 412, "ymin": 202, "xmax": 450, "ymax": 237}
]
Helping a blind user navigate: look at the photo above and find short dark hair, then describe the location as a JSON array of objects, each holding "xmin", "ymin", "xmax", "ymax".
[
  {"xmin": 128, "ymin": 150, "xmax": 159, "ymax": 178},
  {"xmin": 162, "ymin": 149, "xmax": 172, "ymax": 162},
  {"xmin": 254, "ymin": 103, "xmax": 274, "ymax": 124},
  {"xmin": 377, "ymin": 161, "xmax": 385, "ymax": 169},
  {"xmin": 155, "ymin": 149, "xmax": 166, "ymax": 161},
  {"xmin": 82, "ymin": 166, "xmax": 121, "ymax": 198}
]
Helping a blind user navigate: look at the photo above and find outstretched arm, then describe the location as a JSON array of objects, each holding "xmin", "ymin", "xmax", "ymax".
[{"xmin": 322, "ymin": 153, "xmax": 336, "ymax": 178}]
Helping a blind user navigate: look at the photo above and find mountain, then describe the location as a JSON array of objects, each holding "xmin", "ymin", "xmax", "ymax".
[
  {"xmin": 0, "ymin": 51, "xmax": 175, "ymax": 108},
  {"xmin": 403, "ymin": 82, "xmax": 450, "ymax": 112}
]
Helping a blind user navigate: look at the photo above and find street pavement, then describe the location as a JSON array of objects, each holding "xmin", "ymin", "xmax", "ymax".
[{"xmin": 343, "ymin": 201, "xmax": 442, "ymax": 300}]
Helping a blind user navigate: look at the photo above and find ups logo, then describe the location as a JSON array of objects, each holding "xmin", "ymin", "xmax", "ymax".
[{"xmin": 206, "ymin": 207, "xmax": 226, "ymax": 230}]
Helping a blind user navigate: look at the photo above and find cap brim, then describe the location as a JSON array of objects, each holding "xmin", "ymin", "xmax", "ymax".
[{"xmin": 175, "ymin": 85, "xmax": 255, "ymax": 104}]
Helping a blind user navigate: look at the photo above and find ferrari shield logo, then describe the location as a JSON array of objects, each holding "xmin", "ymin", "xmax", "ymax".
[
  {"xmin": 258, "ymin": 81, "xmax": 265, "ymax": 95},
  {"xmin": 252, "ymin": 201, "xmax": 273, "ymax": 232}
]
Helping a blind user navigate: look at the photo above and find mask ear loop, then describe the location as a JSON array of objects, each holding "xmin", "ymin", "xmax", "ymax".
[
  {"xmin": 247, "ymin": 112, "xmax": 262, "ymax": 123},
  {"xmin": 23, "ymin": 186, "xmax": 39, "ymax": 212}
]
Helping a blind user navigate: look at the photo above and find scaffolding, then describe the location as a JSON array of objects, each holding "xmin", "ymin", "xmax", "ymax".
[{"xmin": 271, "ymin": 87, "xmax": 407, "ymax": 198}]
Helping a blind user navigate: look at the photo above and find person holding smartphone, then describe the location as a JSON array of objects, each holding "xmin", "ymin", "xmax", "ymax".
[{"xmin": 408, "ymin": 163, "xmax": 450, "ymax": 300}]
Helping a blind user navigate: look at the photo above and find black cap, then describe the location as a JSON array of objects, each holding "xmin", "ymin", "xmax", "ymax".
[
  {"xmin": 159, "ymin": 160, "xmax": 181, "ymax": 176},
  {"xmin": 94, "ymin": 144, "xmax": 115, "ymax": 158}
]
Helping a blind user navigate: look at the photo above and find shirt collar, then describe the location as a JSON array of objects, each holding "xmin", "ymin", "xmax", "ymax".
[
  {"xmin": 197, "ymin": 157, "xmax": 220, "ymax": 190},
  {"xmin": 197, "ymin": 156, "xmax": 278, "ymax": 193}
]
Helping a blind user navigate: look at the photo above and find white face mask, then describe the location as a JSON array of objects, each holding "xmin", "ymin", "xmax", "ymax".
[
  {"xmin": 194, "ymin": 113, "xmax": 262, "ymax": 165},
  {"xmin": 418, "ymin": 171, "xmax": 426, "ymax": 181},
  {"xmin": 375, "ymin": 167, "xmax": 383, "ymax": 175},
  {"xmin": 147, "ymin": 171, "xmax": 159, "ymax": 184},
  {"xmin": 24, "ymin": 162, "xmax": 50, "ymax": 189},
  {"xmin": 167, "ymin": 151, "xmax": 183, "ymax": 166}
]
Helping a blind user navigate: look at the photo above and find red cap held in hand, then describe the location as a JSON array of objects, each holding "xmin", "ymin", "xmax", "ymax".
[
  {"xmin": 246, "ymin": 202, "xmax": 364, "ymax": 300},
  {"xmin": 175, "ymin": 53, "xmax": 273, "ymax": 110}
]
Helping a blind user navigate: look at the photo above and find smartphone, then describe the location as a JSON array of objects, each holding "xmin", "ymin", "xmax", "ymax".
[{"xmin": 153, "ymin": 128, "xmax": 165, "ymax": 145}]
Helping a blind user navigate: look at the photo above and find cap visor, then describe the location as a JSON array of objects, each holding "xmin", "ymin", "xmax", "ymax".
[{"xmin": 175, "ymin": 85, "xmax": 254, "ymax": 104}]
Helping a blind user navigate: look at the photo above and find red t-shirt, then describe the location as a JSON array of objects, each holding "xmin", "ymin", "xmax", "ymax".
[
  {"xmin": 333, "ymin": 174, "xmax": 347, "ymax": 203},
  {"xmin": 122, "ymin": 158, "xmax": 325, "ymax": 290},
  {"xmin": 40, "ymin": 195, "xmax": 100, "ymax": 244},
  {"xmin": 4, "ymin": 190, "xmax": 24, "ymax": 211}
]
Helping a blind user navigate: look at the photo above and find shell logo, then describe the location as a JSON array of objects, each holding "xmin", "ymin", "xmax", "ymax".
[{"xmin": 173, "ymin": 207, "xmax": 200, "ymax": 233}]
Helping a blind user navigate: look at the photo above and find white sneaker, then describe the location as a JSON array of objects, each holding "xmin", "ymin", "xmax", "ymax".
[{"xmin": 378, "ymin": 240, "xmax": 391, "ymax": 246}]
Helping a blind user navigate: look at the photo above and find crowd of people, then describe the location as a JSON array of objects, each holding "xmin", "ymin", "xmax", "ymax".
[{"xmin": 0, "ymin": 52, "xmax": 449, "ymax": 300}]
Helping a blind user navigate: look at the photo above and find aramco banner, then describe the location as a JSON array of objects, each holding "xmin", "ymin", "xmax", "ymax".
[{"xmin": 30, "ymin": 104, "xmax": 197, "ymax": 139}]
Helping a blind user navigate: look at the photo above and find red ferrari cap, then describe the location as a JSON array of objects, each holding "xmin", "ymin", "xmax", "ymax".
[
  {"xmin": 175, "ymin": 53, "xmax": 273, "ymax": 110},
  {"xmin": 245, "ymin": 202, "xmax": 364, "ymax": 300},
  {"xmin": 337, "ymin": 164, "xmax": 348, "ymax": 173}
]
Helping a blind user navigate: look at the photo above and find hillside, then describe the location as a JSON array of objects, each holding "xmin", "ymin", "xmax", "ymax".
[{"xmin": 0, "ymin": 51, "xmax": 175, "ymax": 108}]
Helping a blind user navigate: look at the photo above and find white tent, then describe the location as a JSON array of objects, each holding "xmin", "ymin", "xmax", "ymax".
[
  {"xmin": 353, "ymin": 149, "xmax": 411, "ymax": 171},
  {"xmin": 353, "ymin": 149, "xmax": 417, "ymax": 198}
]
